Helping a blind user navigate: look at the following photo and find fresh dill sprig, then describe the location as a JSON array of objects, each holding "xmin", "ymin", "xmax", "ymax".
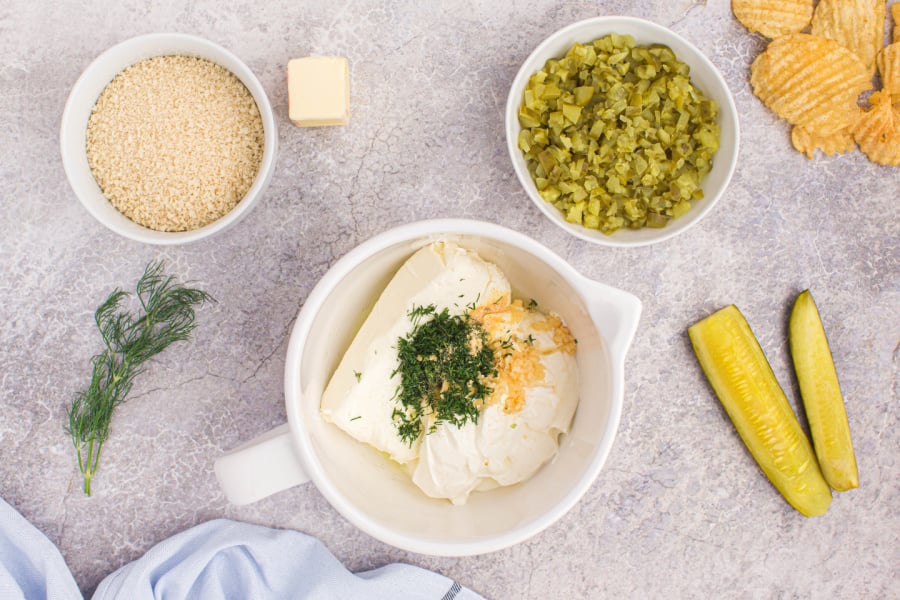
[
  {"xmin": 390, "ymin": 304, "xmax": 496, "ymax": 446},
  {"xmin": 66, "ymin": 260, "xmax": 212, "ymax": 496}
]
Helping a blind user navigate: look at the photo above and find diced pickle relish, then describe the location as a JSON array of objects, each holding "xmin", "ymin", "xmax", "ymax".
[{"xmin": 517, "ymin": 33, "xmax": 720, "ymax": 234}]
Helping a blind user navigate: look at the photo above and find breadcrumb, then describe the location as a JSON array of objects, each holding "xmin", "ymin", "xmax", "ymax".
[{"xmin": 86, "ymin": 55, "xmax": 264, "ymax": 232}]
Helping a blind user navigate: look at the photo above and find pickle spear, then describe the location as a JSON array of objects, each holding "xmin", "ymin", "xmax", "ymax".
[
  {"xmin": 689, "ymin": 305, "xmax": 832, "ymax": 517},
  {"xmin": 789, "ymin": 290, "xmax": 859, "ymax": 491}
]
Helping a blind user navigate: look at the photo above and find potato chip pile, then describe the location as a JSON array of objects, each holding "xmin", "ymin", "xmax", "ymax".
[{"xmin": 732, "ymin": 0, "xmax": 900, "ymax": 166}]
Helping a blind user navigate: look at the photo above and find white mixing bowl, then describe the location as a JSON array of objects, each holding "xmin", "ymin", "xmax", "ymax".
[{"xmin": 216, "ymin": 219, "xmax": 642, "ymax": 555}]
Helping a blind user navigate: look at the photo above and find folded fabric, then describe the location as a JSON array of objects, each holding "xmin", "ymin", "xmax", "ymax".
[
  {"xmin": 1, "ymin": 497, "xmax": 484, "ymax": 600},
  {"xmin": 0, "ymin": 497, "xmax": 81, "ymax": 600},
  {"xmin": 93, "ymin": 518, "xmax": 483, "ymax": 600}
]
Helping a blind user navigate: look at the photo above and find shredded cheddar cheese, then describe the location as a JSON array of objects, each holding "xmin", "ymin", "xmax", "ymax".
[{"xmin": 469, "ymin": 298, "xmax": 576, "ymax": 415}]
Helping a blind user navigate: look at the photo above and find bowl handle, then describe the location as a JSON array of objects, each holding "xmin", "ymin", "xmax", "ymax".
[
  {"xmin": 214, "ymin": 423, "xmax": 310, "ymax": 505},
  {"xmin": 574, "ymin": 274, "xmax": 642, "ymax": 364}
]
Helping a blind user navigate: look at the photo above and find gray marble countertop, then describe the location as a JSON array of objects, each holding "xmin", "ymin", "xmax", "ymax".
[{"xmin": 2, "ymin": 1, "xmax": 898, "ymax": 597}]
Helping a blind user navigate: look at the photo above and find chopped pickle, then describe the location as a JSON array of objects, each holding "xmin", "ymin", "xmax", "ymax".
[
  {"xmin": 517, "ymin": 34, "xmax": 720, "ymax": 234},
  {"xmin": 574, "ymin": 86, "xmax": 595, "ymax": 106}
]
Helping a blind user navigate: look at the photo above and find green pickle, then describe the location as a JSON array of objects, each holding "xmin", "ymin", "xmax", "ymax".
[
  {"xmin": 689, "ymin": 305, "xmax": 832, "ymax": 517},
  {"xmin": 789, "ymin": 290, "xmax": 859, "ymax": 492},
  {"xmin": 517, "ymin": 34, "xmax": 720, "ymax": 234}
]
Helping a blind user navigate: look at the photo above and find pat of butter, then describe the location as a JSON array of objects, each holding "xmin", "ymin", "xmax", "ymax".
[{"xmin": 287, "ymin": 56, "xmax": 349, "ymax": 127}]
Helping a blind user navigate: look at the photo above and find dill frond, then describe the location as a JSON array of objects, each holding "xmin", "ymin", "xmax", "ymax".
[{"xmin": 66, "ymin": 260, "xmax": 212, "ymax": 495}]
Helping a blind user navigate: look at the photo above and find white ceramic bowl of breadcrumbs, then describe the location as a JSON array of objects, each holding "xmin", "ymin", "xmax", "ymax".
[{"xmin": 61, "ymin": 33, "xmax": 277, "ymax": 244}]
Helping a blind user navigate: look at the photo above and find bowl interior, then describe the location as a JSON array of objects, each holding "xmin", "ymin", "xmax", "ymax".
[
  {"xmin": 506, "ymin": 17, "xmax": 740, "ymax": 247},
  {"xmin": 293, "ymin": 231, "xmax": 616, "ymax": 553},
  {"xmin": 60, "ymin": 33, "xmax": 276, "ymax": 245}
]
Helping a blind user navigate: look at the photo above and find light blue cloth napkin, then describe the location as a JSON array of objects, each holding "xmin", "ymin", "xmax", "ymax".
[
  {"xmin": 1, "ymin": 497, "xmax": 484, "ymax": 600},
  {"xmin": 0, "ymin": 498, "xmax": 81, "ymax": 600}
]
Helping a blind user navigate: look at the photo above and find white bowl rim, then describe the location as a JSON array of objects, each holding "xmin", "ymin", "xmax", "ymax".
[
  {"xmin": 59, "ymin": 32, "xmax": 277, "ymax": 245},
  {"xmin": 283, "ymin": 218, "xmax": 630, "ymax": 556},
  {"xmin": 505, "ymin": 16, "xmax": 741, "ymax": 248}
]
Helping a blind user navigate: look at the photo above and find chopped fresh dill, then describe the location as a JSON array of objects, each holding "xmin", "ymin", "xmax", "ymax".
[
  {"xmin": 390, "ymin": 304, "xmax": 496, "ymax": 446},
  {"xmin": 350, "ymin": 416, "xmax": 362, "ymax": 421},
  {"xmin": 353, "ymin": 370, "xmax": 362, "ymax": 382},
  {"xmin": 527, "ymin": 298, "xmax": 538, "ymax": 308},
  {"xmin": 525, "ymin": 334, "xmax": 536, "ymax": 345}
]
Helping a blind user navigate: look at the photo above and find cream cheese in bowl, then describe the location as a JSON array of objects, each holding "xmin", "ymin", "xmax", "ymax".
[
  {"xmin": 214, "ymin": 219, "xmax": 642, "ymax": 556},
  {"xmin": 320, "ymin": 242, "xmax": 579, "ymax": 505}
]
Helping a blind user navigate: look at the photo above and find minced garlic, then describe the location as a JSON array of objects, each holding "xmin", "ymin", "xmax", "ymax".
[{"xmin": 471, "ymin": 297, "xmax": 577, "ymax": 414}]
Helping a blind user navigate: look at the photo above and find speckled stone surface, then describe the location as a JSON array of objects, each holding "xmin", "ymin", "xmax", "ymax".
[{"xmin": 1, "ymin": 1, "xmax": 898, "ymax": 597}]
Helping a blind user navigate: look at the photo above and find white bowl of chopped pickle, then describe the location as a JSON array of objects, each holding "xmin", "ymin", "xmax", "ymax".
[
  {"xmin": 506, "ymin": 17, "xmax": 739, "ymax": 247},
  {"xmin": 215, "ymin": 219, "xmax": 642, "ymax": 555},
  {"xmin": 60, "ymin": 33, "xmax": 277, "ymax": 244}
]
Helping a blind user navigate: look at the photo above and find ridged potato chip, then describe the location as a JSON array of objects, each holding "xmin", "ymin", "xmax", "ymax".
[
  {"xmin": 750, "ymin": 34, "xmax": 871, "ymax": 135},
  {"xmin": 811, "ymin": 0, "xmax": 886, "ymax": 78},
  {"xmin": 877, "ymin": 43, "xmax": 900, "ymax": 98},
  {"xmin": 732, "ymin": 0, "xmax": 814, "ymax": 39},
  {"xmin": 853, "ymin": 90, "xmax": 900, "ymax": 165},
  {"xmin": 791, "ymin": 125, "xmax": 857, "ymax": 158},
  {"xmin": 893, "ymin": 3, "xmax": 900, "ymax": 43}
]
